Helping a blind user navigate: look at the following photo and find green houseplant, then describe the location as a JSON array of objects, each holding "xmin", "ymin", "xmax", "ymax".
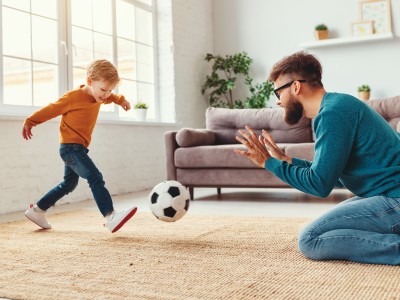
[
  {"xmin": 134, "ymin": 101, "xmax": 149, "ymax": 109},
  {"xmin": 244, "ymin": 76, "xmax": 274, "ymax": 108},
  {"xmin": 201, "ymin": 52, "xmax": 252, "ymax": 108},
  {"xmin": 315, "ymin": 24, "xmax": 329, "ymax": 40},
  {"xmin": 358, "ymin": 84, "xmax": 371, "ymax": 101},
  {"xmin": 202, "ymin": 52, "xmax": 274, "ymax": 109},
  {"xmin": 133, "ymin": 101, "xmax": 148, "ymax": 121}
]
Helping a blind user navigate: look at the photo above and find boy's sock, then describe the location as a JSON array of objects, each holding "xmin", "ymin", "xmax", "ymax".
[{"xmin": 33, "ymin": 205, "xmax": 45, "ymax": 213}]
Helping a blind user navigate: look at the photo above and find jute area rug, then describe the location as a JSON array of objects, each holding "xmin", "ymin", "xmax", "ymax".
[{"xmin": 0, "ymin": 211, "xmax": 399, "ymax": 300}]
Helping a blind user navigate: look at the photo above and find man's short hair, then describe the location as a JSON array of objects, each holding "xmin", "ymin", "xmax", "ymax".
[
  {"xmin": 268, "ymin": 51, "xmax": 323, "ymax": 88},
  {"xmin": 87, "ymin": 59, "xmax": 120, "ymax": 84}
]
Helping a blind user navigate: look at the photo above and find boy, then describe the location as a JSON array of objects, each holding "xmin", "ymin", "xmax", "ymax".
[{"xmin": 22, "ymin": 59, "xmax": 137, "ymax": 233}]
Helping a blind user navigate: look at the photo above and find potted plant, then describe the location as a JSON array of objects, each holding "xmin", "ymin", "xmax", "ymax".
[
  {"xmin": 133, "ymin": 101, "xmax": 148, "ymax": 121},
  {"xmin": 201, "ymin": 52, "xmax": 252, "ymax": 108},
  {"xmin": 358, "ymin": 84, "xmax": 371, "ymax": 101},
  {"xmin": 244, "ymin": 76, "xmax": 274, "ymax": 108},
  {"xmin": 315, "ymin": 24, "xmax": 329, "ymax": 40}
]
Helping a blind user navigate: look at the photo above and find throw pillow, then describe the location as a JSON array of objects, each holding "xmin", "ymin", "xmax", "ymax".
[{"xmin": 176, "ymin": 128, "xmax": 216, "ymax": 147}]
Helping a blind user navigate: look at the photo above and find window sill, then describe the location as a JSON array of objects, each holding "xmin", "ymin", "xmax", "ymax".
[{"xmin": 0, "ymin": 113, "xmax": 180, "ymax": 127}]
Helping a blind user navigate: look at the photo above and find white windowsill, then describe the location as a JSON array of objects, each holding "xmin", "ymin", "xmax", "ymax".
[{"xmin": 0, "ymin": 113, "xmax": 180, "ymax": 127}]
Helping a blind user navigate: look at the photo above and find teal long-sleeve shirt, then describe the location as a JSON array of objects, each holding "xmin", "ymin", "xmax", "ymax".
[{"xmin": 265, "ymin": 92, "xmax": 400, "ymax": 198}]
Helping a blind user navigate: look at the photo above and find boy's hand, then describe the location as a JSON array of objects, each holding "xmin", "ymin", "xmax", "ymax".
[
  {"xmin": 22, "ymin": 124, "xmax": 33, "ymax": 140},
  {"xmin": 121, "ymin": 100, "xmax": 131, "ymax": 111}
]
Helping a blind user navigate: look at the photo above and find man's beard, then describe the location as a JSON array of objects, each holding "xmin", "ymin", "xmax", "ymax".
[{"xmin": 284, "ymin": 92, "xmax": 304, "ymax": 125}]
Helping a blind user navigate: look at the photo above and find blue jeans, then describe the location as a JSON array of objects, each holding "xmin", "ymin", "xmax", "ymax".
[
  {"xmin": 298, "ymin": 195, "xmax": 400, "ymax": 265},
  {"xmin": 37, "ymin": 143, "xmax": 114, "ymax": 217}
]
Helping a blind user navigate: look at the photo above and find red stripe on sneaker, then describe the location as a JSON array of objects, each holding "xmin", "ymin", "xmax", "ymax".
[{"xmin": 112, "ymin": 207, "xmax": 138, "ymax": 233}]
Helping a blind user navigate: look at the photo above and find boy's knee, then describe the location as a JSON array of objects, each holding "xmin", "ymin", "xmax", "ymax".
[
  {"xmin": 87, "ymin": 171, "xmax": 104, "ymax": 187},
  {"xmin": 63, "ymin": 178, "xmax": 79, "ymax": 194}
]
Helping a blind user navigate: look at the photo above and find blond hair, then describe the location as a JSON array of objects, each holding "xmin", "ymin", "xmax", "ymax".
[{"xmin": 86, "ymin": 59, "xmax": 120, "ymax": 84}]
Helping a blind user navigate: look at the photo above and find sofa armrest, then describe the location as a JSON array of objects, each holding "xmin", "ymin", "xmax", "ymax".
[
  {"xmin": 176, "ymin": 128, "xmax": 216, "ymax": 147},
  {"xmin": 164, "ymin": 131, "xmax": 179, "ymax": 180}
]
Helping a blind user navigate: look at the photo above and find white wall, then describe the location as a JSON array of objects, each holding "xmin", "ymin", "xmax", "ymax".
[
  {"xmin": 213, "ymin": 0, "xmax": 400, "ymax": 99},
  {"xmin": 0, "ymin": 0, "xmax": 214, "ymax": 214},
  {"xmin": 0, "ymin": 117, "xmax": 178, "ymax": 214}
]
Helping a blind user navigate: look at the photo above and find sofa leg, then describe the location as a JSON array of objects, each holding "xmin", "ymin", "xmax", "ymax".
[
  {"xmin": 189, "ymin": 187, "xmax": 194, "ymax": 200},
  {"xmin": 217, "ymin": 187, "xmax": 221, "ymax": 195}
]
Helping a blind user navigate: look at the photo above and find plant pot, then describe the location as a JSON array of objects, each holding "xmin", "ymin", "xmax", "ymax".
[
  {"xmin": 358, "ymin": 91, "xmax": 370, "ymax": 101},
  {"xmin": 314, "ymin": 30, "xmax": 329, "ymax": 40},
  {"xmin": 134, "ymin": 108, "xmax": 147, "ymax": 121}
]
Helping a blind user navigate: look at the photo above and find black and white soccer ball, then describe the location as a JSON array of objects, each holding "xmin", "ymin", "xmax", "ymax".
[{"xmin": 149, "ymin": 180, "xmax": 190, "ymax": 222}]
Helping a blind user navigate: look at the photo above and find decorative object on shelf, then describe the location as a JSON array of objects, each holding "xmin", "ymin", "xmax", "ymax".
[
  {"xmin": 298, "ymin": 32, "xmax": 393, "ymax": 49},
  {"xmin": 351, "ymin": 20, "xmax": 374, "ymax": 36},
  {"xmin": 314, "ymin": 24, "xmax": 329, "ymax": 40},
  {"xmin": 358, "ymin": 84, "xmax": 371, "ymax": 101},
  {"xmin": 201, "ymin": 52, "xmax": 274, "ymax": 109},
  {"xmin": 359, "ymin": 0, "xmax": 392, "ymax": 34},
  {"xmin": 133, "ymin": 101, "xmax": 148, "ymax": 121}
]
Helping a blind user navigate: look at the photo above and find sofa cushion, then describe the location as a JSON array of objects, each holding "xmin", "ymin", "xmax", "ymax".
[
  {"xmin": 176, "ymin": 128, "xmax": 216, "ymax": 147},
  {"xmin": 284, "ymin": 143, "xmax": 315, "ymax": 162},
  {"xmin": 175, "ymin": 143, "xmax": 290, "ymax": 169},
  {"xmin": 367, "ymin": 96, "xmax": 400, "ymax": 130},
  {"xmin": 206, "ymin": 107, "xmax": 312, "ymax": 144}
]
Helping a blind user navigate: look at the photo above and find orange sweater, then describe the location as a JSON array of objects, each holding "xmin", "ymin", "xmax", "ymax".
[{"xmin": 24, "ymin": 85, "xmax": 126, "ymax": 148}]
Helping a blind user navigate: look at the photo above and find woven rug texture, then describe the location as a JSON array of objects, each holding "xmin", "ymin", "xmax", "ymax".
[{"xmin": 0, "ymin": 211, "xmax": 399, "ymax": 300}]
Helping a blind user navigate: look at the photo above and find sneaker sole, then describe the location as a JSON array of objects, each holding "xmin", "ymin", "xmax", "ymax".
[
  {"xmin": 24, "ymin": 213, "xmax": 51, "ymax": 230},
  {"xmin": 111, "ymin": 207, "xmax": 138, "ymax": 233}
]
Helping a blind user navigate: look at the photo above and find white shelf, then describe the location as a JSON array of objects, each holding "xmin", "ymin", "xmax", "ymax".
[{"xmin": 299, "ymin": 32, "xmax": 394, "ymax": 49}]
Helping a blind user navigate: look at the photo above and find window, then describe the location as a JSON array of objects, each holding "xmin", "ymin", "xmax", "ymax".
[{"xmin": 0, "ymin": 0, "xmax": 157, "ymax": 121}]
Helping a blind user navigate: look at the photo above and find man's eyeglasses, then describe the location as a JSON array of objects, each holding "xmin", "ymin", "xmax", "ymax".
[{"xmin": 274, "ymin": 80, "xmax": 306, "ymax": 100}]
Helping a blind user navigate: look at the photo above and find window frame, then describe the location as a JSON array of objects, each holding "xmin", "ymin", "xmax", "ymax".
[{"xmin": 0, "ymin": 0, "xmax": 159, "ymax": 122}]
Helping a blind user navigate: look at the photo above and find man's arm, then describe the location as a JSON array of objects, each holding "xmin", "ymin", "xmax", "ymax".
[{"xmin": 265, "ymin": 111, "xmax": 354, "ymax": 197}]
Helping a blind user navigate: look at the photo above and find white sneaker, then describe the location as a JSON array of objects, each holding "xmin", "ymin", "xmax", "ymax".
[
  {"xmin": 105, "ymin": 206, "xmax": 137, "ymax": 233},
  {"xmin": 24, "ymin": 204, "xmax": 51, "ymax": 229}
]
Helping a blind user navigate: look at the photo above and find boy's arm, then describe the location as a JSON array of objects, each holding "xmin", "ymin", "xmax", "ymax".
[
  {"xmin": 22, "ymin": 94, "xmax": 70, "ymax": 139},
  {"xmin": 105, "ymin": 94, "xmax": 131, "ymax": 111}
]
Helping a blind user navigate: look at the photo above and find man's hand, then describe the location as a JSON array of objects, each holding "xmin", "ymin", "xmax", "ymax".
[
  {"xmin": 22, "ymin": 124, "xmax": 33, "ymax": 140},
  {"xmin": 260, "ymin": 130, "xmax": 292, "ymax": 164},
  {"xmin": 121, "ymin": 100, "xmax": 131, "ymax": 111},
  {"xmin": 234, "ymin": 126, "xmax": 272, "ymax": 168}
]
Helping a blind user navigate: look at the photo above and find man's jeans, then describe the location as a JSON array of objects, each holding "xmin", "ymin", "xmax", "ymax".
[
  {"xmin": 37, "ymin": 144, "xmax": 114, "ymax": 217},
  {"xmin": 298, "ymin": 195, "xmax": 400, "ymax": 265}
]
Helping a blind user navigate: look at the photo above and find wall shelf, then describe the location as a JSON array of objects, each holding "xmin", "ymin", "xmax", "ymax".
[{"xmin": 299, "ymin": 32, "xmax": 394, "ymax": 49}]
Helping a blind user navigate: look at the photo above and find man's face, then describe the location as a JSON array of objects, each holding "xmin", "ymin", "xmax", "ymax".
[
  {"xmin": 274, "ymin": 77, "xmax": 304, "ymax": 125},
  {"xmin": 87, "ymin": 79, "xmax": 117, "ymax": 103}
]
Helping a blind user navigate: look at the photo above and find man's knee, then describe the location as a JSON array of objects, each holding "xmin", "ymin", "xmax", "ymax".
[{"xmin": 298, "ymin": 227, "xmax": 320, "ymax": 260}]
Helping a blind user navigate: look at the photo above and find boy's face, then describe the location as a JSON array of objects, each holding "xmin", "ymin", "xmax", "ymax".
[{"xmin": 86, "ymin": 78, "xmax": 118, "ymax": 103}]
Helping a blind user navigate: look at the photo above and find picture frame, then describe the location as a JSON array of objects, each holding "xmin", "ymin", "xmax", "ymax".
[
  {"xmin": 351, "ymin": 20, "xmax": 374, "ymax": 36},
  {"xmin": 359, "ymin": 0, "xmax": 392, "ymax": 34}
]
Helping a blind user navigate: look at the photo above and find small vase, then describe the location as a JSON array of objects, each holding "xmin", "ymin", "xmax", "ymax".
[
  {"xmin": 314, "ymin": 30, "xmax": 329, "ymax": 40},
  {"xmin": 358, "ymin": 91, "xmax": 370, "ymax": 101},
  {"xmin": 134, "ymin": 108, "xmax": 147, "ymax": 121}
]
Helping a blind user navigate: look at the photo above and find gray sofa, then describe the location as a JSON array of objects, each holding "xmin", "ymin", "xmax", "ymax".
[{"xmin": 164, "ymin": 96, "xmax": 400, "ymax": 199}]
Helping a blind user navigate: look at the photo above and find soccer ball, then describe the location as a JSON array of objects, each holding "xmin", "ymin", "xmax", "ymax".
[{"xmin": 149, "ymin": 180, "xmax": 190, "ymax": 222}]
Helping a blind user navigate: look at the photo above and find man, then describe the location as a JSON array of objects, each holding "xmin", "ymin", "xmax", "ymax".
[{"xmin": 235, "ymin": 51, "xmax": 400, "ymax": 265}]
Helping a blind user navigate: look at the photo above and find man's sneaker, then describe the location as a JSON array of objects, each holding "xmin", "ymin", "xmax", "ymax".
[
  {"xmin": 105, "ymin": 206, "xmax": 137, "ymax": 233},
  {"xmin": 24, "ymin": 204, "xmax": 51, "ymax": 229}
]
